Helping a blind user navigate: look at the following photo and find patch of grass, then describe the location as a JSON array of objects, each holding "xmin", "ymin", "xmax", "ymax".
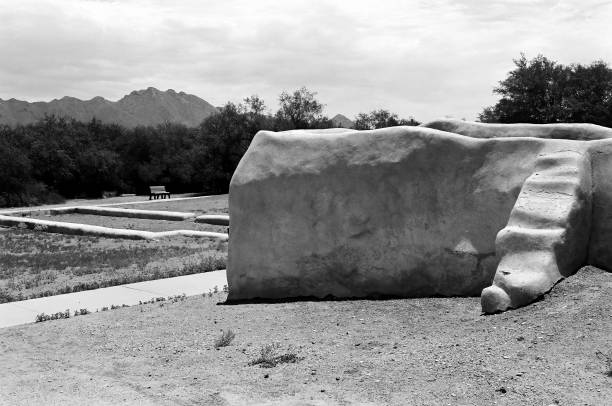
[
  {"xmin": 35, "ymin": 302, "xmax": 139, "ymax": 322},
  {"xmin": 0, "ymin": 232, "xmax": 202, "ymax": 275},
  {"xmin": 138, "ymin": 294, "xmax": 187, "ymax": 306},
  {"xmin": 177, "ymin": 255, "xmax": 226, "ymax": 276},
  {"xmin": 596, "ymin": 350, "xmax": 612, "ymax": 377},
  {"xmin": 0, "ymin": 229, "xmax": 226, "ymax": 303},
  {"xmin": 214, "ymin": 329, "xmax": 236, "ymax": 349},
  {"xmin": 249, "ymin": 343, "xmax": 301, "ymax": 368}
]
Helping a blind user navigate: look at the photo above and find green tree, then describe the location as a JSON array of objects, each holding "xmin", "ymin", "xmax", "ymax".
[
  {"xmin": 275, "ymin": 87, "xmax": 331, "ymax": 130},
  {"xmin": 563, "ymin": 61, "xmax": 612, "ymax": 124},
  {"xmin": 480, "ymin": 54, "xmax": 612, "ymax": 125},
  {"xmin": 244, "ymin": 95, "xmax": 267, "ymax": 116},
  {"xmin": 195, "ymin": 101, "xmax": 274, "ymax": 193},
  {"xmin": 0, "ymin": 130, "xmax": 33, "ymax": 206}
]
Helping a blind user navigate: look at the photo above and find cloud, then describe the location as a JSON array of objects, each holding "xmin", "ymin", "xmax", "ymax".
[{"xmin": 1, "ymin": 0, "xmax": 611, "ymax": 121}]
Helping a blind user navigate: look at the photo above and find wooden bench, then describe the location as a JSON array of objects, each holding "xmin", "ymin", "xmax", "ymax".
[{"xmin": 149, "ymin": 186, "xmax": 171, "ymax": 200}]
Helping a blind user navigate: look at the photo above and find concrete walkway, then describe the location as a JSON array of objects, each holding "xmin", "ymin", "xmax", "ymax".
[{"xmin": 0, "ymin": 270, "xmax": 227, "ymax": 329}]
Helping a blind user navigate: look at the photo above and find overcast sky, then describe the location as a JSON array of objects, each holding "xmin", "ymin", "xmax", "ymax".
[{"xmin": 1, "ymin": 0, "xmax": 612, "ymax": 122}]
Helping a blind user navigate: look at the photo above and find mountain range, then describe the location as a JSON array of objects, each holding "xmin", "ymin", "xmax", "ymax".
[
  {"xmin": 0, "ymin": 87, "xmax": 355, "ymax": 129},
  {"xmin": 0, "ymin": 87, "xmax": 219, "ymax": 128}
]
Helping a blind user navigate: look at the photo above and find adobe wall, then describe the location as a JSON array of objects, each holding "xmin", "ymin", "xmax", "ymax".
[
  {"xmin": 227, "ymin": 120, "xmax": 612, "ymax": 310},
  {"xmin": 227, "ymin": 125, "xmax": 594, "ymax": 301},
  {"xmin": 588, "ymin": 141, "xmax": 612, "ymax": 271}
]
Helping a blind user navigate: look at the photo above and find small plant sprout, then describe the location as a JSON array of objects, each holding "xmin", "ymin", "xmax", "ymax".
[
  {"xmin": 223, "ymin": 284, "xmax": 229, "ymax": 293},
  {"xmin": 213, "ymin": 285, "xmax": 219, "ymax": 294},
  {"xmin": 214, "ymin": 329, "xmax": 236, "ymax": 349}
]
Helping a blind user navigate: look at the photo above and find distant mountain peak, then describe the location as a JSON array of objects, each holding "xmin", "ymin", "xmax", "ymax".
[
  {"xmin": 0, "ymin": 88, "xmax": 219, "ymax": 128},
  {"xmin": 331, "ymin": 113, "xmax": 354, "ymax": 128},
  {"xmin": 129, "ymin": 87, "xmax": 159, "ymax": 96},
  {"xmin": 89, "ymin": 96, "xmax": 107, "ymax": 103}
]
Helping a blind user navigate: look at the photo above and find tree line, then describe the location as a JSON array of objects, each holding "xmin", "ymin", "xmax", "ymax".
[
  {"xmin": 3, "ymin": 55, "xmax": 610, "ymax": 208},
  {"xmin": 0, "ymin": 87, "xmax": 418, "ymax": 207},
  {"xmin": 480, "ymin": 54, "xmax": 612, "ymax": 125}
]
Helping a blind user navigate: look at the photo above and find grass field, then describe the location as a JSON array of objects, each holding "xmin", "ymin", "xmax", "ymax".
[{"xmin": 0, "ymin": 195, "xmax": 228, "ymax": 303}]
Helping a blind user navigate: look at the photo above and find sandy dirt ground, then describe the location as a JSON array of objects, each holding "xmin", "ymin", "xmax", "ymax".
[{"xmin": 0, "ymin": 266, "xmax": 610, "ymax": 405}]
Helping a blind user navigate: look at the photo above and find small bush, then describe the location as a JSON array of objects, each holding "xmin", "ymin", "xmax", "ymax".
[
  {"xmin": 35, "ymin": 309, "xmax": 71, "ymax": 322},
  {"xmin": 214, "ymin": 329, "xmax": 236, "ymax": 348},
  {"xmin": 249, "ymin": 343, "xmax": 301, "ymax": 368},
  {"xmin": 109, "ymin": 304, "xmax": 128, "ymax": 310},
  {"xmin": 35, "ymin": 307, "xmax": 95, "ymax": 322},
  {"xmin": 73, "ymin": 308, "xmax": 90, "ymax": 316}
]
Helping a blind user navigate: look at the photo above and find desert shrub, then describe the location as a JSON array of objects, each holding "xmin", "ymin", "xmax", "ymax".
[{"xmin": 249, "ymin": 343, "xmax": 300, "ymax": 368}]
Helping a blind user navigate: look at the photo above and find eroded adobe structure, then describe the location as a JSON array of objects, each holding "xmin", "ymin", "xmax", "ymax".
[{"xmin": 227, "ymin": 120, "xmax": 612, "ymax": 313}]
